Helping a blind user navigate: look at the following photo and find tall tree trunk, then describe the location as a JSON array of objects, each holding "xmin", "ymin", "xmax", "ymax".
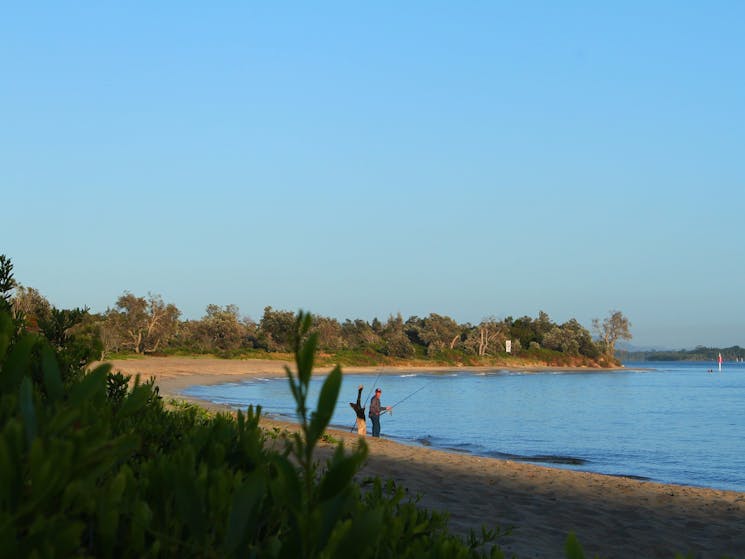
[{"xmin": 478, "ymin": 328, "xmax": 488, "ymax": 356}]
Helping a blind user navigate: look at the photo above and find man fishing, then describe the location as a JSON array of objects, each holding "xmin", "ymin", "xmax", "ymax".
[
  {"xmin": 349, "ymin": 384, "xmax": 367, "ymax": 436},
  {"xmin": 369, "ymin": 388, "xmax": 391, "ymax": 438}
]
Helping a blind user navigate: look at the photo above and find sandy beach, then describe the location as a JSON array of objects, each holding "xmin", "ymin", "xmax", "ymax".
[{"xmin": 106, "ymin": 356, "xmax": 745, "ymax": 559}]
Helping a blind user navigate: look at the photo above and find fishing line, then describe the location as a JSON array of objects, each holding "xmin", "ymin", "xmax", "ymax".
[
  {"xmin": 363, "ymin": 370, "xmax": 383, "ymax": 404},
  {"xmin": 383, "ymin": 380, "xmax": 434, "ymax": 415}
]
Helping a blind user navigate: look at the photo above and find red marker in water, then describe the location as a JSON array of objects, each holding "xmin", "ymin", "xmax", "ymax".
[{"xmin": 718, "ymin": 352, "xmax": 723, "ymax": 372}]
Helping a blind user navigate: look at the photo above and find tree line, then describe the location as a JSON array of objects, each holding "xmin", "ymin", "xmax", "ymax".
[
  {"xmin": 1, "ymin": 255, "xmax": 631, "ymax": 366},
  {"xmin": 618, "ymin": 345, "xmax": 745, "ymax": 362}
]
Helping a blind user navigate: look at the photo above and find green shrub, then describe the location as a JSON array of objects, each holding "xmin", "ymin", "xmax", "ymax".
[
  {"xmin": 0, "ymin": 309, "xmax": 512, "ymax": 558},
  {"xmin": 12, "ymin": 307, "xmax": 686, "ymax": 558}
]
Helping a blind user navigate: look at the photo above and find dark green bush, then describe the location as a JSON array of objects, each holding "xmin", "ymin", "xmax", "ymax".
[{"xmin": 0, "ymin": 309, "xmax": 510, "ymax": 558}]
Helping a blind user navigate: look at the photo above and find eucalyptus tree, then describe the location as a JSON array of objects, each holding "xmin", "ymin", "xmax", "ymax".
[
  {"xmin": 534, "ymin": 310, "xmax": 554, "ymax": 344},
  {"xmin": 593, "ymin": 310, "xmax": 632, "ymax": 357},
  {"xmin": 418, "ymin": 313, "xmax": 463, "ymax": 353},
  {"xmin": 197, "ymin": 304, "xmax": 246, "ymax": 352},
  {"xmin": 98, "ymin": 314, "xmax": 125, "ymax": 356},
  {"xmin": 258, "ymin": 306, "xmax": 296, "ymax": 352},
  {"xmin": 312, "ymin": 315, "xmax": 344, "ymax": 351},
  {"xmin": 340, "ymin": 319, "xmax": 381, "ymax": 348},
  {"xmin": 403, "ymin": 315, "xmax": 426, "ymax": 347},
  {"xmin": 10, "ymin": 285, "xmax": 52, "ymax": 331},
  {"xmin": 542, "ymin": 325, "xmax": 578, "ymax": 354},
  {"xmin": 106, "ymin": 292, "xmax": 181, "ymax": 354},
  {"xmin": 465, "ymin": 317, "xmax": 508, "ymax": 356},
  {"xmin": 381, "ymin": 313, "xmax": 415, "ymax": 358},
  {"xmin": 566, "ymin": 318, "xmax": 600, "ymax": 358},
  {"xmin": 541, "ymin": 319, "xmax": 590, "ymax": 355}
]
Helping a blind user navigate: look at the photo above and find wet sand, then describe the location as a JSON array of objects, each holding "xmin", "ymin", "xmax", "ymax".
[{"xmin": 105, "ymin": 356, "xmax": 745, "ymax": 559}]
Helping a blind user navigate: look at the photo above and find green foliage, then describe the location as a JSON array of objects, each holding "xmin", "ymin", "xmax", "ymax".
[
  {"xmin": 592, "ymin": 310, "xmax": 632, "ymax": 358},
  {"xmin": 0, "ymin": 322, "xmax": 142, "ymax": 557},
  {"xmin": 381, "ymin": 314, "xmax": 416, "ymax": 358},
  {"xmin": 322, "ymin": 348, "xmax": 391, "ymax": 367},
  {"xmin": 0, "ymin": 308, "xmax": 518, "ymax": 558},
  {"xmin": 542, "ymin": 319, "xmax": 599, "ymax": 358},
  {"xmin": 105, "ymin": 292, "xmax": 181, "ymax": 355},
  {"xmin": 565, "ymin": 533, "xmax": 586, "ymax": 559},
  {"xmin": 506, "ymin": 315, "xmax": 543, "ymax": 350},
  {"xmin": 340, "ymin": 319, "xmax": 382, "ymax": 349},
  {"xmin": 0, "ymin": 254, "xmax": 15, "ymax": 311},
  {"xmin": 259, "ymin": 306, "xmax": 296, "ymax": 352},
  {"xmin": 41, "ymin": 306, "xmax": 103, "ymax": 377}
]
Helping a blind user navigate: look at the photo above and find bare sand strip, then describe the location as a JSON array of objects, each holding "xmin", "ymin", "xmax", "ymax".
[{"xmin": 106, "ymin": 356, "xmax": 745, "ymax": 559}]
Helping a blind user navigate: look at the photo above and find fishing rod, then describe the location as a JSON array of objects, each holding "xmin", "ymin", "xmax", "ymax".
[
  {"xmin": 348, "ymin": 374, "xmax": 432, "ymax": 426},
  {"xmin": 381, "ymin": 380, "xmax": 433, "ymax": 415}
]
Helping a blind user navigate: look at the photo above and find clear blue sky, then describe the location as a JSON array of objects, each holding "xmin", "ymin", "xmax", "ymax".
[{"xmin": 2, "ymin": 2, "xmax": 743, "ymax": 349}]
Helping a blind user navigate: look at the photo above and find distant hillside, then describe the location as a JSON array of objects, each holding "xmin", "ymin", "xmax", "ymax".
[
  {"xmin": 618, "ymin": 345, "xmax": 745, "ymax": 362},
  {"xmin": 615, "ymin": 341, "xmax": 669, "ymax": 353}
]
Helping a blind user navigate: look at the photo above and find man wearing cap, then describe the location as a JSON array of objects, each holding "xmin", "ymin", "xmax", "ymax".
[{"xmin": 369, "ymin": 388, "xmax": 391, "ymax": 437}]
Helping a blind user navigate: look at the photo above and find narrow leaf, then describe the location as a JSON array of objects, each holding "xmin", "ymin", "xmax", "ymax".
[
  {"xmin": 69, "ymin": 366, "xmax": 108, "ymax": 406},
  {"xmin": 2, "ymin": 333, "xmax": 36, "ymax": 392},
  {"xmin": 0, "ymin": 311, "xmax": 13, "ymax": 362},
  {"xmin": 325, "ymin": 507, "xmax": 383, "ymax": 558},
  {"xmin": 19, "ymin": 377, "xmax": 37, "ymax": 443},
  {"xmin": 564, "ymin": 532, "xmax": 585, "ymax": 559},
  {"xmin": 269, "ymin": 455, "xmax": 302, "ymax": 513},
  {"xmin": 318, "ymin": 452, "xmax": 364, "ymax": 501},
  {"xmin": 297, "ymin": 332, "xmax": 318, "ymax": 386},
  {"xmin": 225, "ymin": 472, "xmax": 266, "ymax": 553},
  {"xmin": 309, "ymin": 366, "xmax": 341, "ymax": 443},
  {"xmin": 117, "ymin": 379, "xmax": 154, "ymax": 418},
  {"xmin": 41, "ymin": 345, "xmax": 63, "ymax": 403}
]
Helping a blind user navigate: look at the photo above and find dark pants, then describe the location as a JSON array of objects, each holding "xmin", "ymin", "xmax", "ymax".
[{"xmin": 370, "ymin": 414, "xmax": 381, "ymax": 437}]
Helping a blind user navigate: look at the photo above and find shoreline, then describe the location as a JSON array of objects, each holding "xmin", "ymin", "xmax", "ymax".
[{"xmin": 104, "ymin": 356, "xmax": 745, "ymax": 559}]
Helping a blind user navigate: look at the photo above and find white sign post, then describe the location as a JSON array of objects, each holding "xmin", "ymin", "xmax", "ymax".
[{"xmin": 505, "ymin": 340, "xmax": 512, "ymax": 354}]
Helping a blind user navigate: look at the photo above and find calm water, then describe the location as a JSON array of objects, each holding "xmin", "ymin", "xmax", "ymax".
[{"xmin": 183, "ymin": 361, "xmax": 745, "ymax": 492}]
